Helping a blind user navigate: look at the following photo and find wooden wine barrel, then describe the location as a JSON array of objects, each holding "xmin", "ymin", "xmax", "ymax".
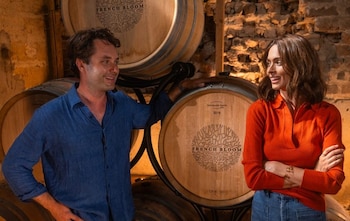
[
  {"xmin": 0, "ymin": 182, "xmax": 54, "ymax": 221},
  {"xmin": 325, "ymin": 195, "xmax": 350, "ymax": 221},
  {"xmin": 158, "ymin": 77, "xmax": 258, "ymax": 207},
  {"xmin": 132, "ymin": 176, "xmax": 199, "ymax": 220},
  {"xmin": 0, "ymin": 78, "xmax": 77, "ymax": 182},
  {"xmin": 61, "ymin": 0, "xmax": 204, "ymax": 79}
]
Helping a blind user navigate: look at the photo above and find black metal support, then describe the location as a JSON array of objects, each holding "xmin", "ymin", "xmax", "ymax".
[
  {"xmin": 129, "ymin": 89, "xmax": 147, "ymax": 168},
  {"xmin": 121, "ymin": 63, "xmax": 252, "ymax": 221},
  {"xmin": 144, "ymin": 62, "xmax": 195, "ymax": 194},
  {"xmin": 124, "ymin": 62, "xmax": 195, "ymax": 168}
]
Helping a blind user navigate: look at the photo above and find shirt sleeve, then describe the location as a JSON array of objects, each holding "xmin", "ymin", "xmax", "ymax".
[
  {"xmin": 118, "ymin": 90, "xmax": 173, "ymax": 129},
  {"xmin": 242, "ymin": 100, "xmax": 285, "ymax": 190},
  {"xmin": 2, "ymin": 109, "xmax": 48, "ymax": 201},
  {"xmin": 301, "ymin": 103, "xmax": 345, "ymax": 194},
  {"xmin": 144, "ymin": 91, "xmax": 174, "ymax": 127}
]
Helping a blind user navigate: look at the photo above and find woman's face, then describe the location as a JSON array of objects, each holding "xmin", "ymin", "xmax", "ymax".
[{"xmin": 266, "ymin": 44, "xmax": 290, "ymax": 91}]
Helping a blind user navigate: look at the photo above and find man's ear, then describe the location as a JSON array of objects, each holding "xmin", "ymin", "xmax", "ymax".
[{"xmin": 75, "ymin": 58, "xmax": 85, "ymax": 71}]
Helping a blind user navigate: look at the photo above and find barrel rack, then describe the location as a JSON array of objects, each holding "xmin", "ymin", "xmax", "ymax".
[{"xmin": 118, "ymin": 62, "xmax": 252, "ymax": 221}]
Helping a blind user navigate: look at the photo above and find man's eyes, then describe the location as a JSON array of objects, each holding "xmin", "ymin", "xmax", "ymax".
[{"xmin": 102, "ymin": 60, "xmax": 118, "ymax": 65}]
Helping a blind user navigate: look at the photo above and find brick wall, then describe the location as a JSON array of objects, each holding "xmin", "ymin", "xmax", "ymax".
[{"xmin": 195, "ymin": 0, "xmax": 350, "ymax": 99}]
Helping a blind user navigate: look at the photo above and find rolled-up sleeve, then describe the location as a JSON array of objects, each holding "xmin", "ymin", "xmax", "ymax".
[{"xmin": 2, "ymin": 110, "xmax": 48, "ymax": 201}]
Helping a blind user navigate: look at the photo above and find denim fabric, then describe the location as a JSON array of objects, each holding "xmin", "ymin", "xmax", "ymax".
[
  {"xmin": 251, "ymin": 190, "xmax": 326, "ymax": 221},
  {"xmin": 2, "ymin": 84, "xmax": 173, "ymax": 221}
]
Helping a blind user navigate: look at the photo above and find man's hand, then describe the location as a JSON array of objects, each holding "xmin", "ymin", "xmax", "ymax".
[
  {"xmin": 49, "ymin": 201, "xmax": 83, "ymax": 221},
  {"xmin": 34, "ymin": 192, "xmax": 84, "ymax": 221},
  {"xmin": 167, "ymin": 77, "xmax": 219, "ymax": 102}
]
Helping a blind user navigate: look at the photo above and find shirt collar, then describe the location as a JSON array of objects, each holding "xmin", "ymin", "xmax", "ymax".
[
  {"xmin": 66, "ymin": 82, "xmax": 115, "ymax": 109},
  {"xmin": 270, "ymin": 93, "xmax": 314, "ymax": 111},
  {"xmin": 271, "ymin": 93, "xmax": 284, "ymax": 109},
  {"xmin": 66, "ymin": 82, "xmax": 82, "ymax": 108}
]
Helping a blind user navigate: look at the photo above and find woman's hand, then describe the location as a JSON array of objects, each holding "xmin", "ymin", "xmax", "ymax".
[
  {"xmin": 283, "ymin": 178, "xmax": 299, "ymax": 188},
  {"xmin": 264, "ymin": 161, "xmax": 303, "ymax": 187},
  {"xmin": 315, "ymin": 145, "xmax": 344, "ymax": 172},
  {"xmin": 264, "ymin": 145, "xmax": 344, "ymax": 189}
]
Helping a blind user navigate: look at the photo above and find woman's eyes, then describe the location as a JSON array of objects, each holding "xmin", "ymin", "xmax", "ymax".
[{"xmin": 266, "ymin": 60, "xmax": 282, "ymax": 67}]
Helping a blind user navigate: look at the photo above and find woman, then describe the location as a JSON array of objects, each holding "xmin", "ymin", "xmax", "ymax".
[{"xmin": 242, "ymin": 34, "xmax": 345, "ymax": 220}]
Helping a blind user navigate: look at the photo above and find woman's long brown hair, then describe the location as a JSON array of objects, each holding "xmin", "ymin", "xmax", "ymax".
[{"xmin": 258, "ymin": 34, "xmax": 326, "ymax": 104}]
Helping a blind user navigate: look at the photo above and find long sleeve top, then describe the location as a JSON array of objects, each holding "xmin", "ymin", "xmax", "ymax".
[
  {"xmin": 2, "ymin": 83, "xmax": 174, "ymax": 221},
  {"xmin": 242, "ymin": 93, "xmax": 345, "ymax": 211}
]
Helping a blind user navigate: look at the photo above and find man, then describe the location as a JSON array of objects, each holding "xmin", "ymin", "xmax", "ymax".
[{"xmin": 2, "ymin": 28, "xmax": 208, "ymax": 221}]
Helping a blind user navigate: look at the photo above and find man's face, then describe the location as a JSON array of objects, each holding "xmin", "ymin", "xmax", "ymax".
[{"xmin": 80, "ymin": 39, "xmax": 120, "ymax": 92}]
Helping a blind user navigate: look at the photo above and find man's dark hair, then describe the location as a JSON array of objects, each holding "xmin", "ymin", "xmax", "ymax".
[{"xmin": 67, "ymin": 28, "xmax": 121, "ymax": 77}]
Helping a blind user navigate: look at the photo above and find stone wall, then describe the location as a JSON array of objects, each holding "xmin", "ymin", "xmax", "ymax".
[{"xmin": 0, "ymin": 0, "xmax": 49, "ymax": 108}]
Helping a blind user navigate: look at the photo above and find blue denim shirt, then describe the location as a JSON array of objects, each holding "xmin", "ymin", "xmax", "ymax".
[{"xmin": 2, "ymin": 84, "xmax": 173, "ymax": 221}]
